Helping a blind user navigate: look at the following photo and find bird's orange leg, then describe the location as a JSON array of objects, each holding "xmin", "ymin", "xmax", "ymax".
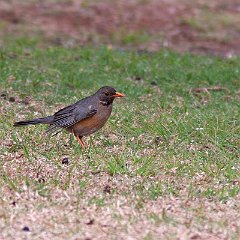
[
  {"xmin": 71, "ymin": 129, "xmax": 85, "ymax": 149},
  {"xmin": 76, "ymin": 135, "xmax": 85, "ymax": 149}
]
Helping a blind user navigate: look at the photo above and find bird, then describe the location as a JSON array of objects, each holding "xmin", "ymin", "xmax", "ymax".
[{"xmin": 14, "ymin": 86, "xmax": 125, "ymax": 148}]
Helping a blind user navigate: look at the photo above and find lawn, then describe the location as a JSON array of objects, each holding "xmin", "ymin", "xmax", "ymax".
[{"xmin": 0, "ymin": 40, "xmax": 239, "ymax": 239}]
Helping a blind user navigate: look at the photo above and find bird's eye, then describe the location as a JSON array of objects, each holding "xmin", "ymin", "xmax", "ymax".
[{"xmin": 105, "ymin": 92, "xmax": 109, "ymax": 96}]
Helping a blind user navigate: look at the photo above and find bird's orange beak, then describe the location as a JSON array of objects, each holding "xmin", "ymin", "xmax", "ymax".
[{"xmin": 113, "ymin": 92, "xmax": 125, "ymax": 98}]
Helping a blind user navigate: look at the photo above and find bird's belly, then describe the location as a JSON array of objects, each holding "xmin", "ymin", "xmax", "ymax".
[{"xmin": 70, "ymin": 112, "xmax": 111, "ymax": 136}]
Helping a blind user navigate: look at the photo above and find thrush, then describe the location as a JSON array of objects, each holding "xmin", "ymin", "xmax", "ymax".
[{"xmin": 14, "ymin": 86, "xmax": 125, "ymax": 148}]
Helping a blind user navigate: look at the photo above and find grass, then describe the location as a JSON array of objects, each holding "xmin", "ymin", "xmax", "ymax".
[
  {"xmin": 0, "ymin": 40, "xmax": 240, "ymax": 239},
  {"xmin": 182, "ymin": 7, "xmax": 240, "ymax": 43}
]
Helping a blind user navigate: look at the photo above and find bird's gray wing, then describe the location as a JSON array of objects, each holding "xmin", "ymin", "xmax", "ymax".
[{"xmin": 47, "ymin": 98, "xmax": 97, "ymax": 134}]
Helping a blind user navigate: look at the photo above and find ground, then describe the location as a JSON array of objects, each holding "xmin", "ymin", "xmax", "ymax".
[
  {"xmin": 0, "ymin": 0, "xmax": 240, "ymax": 56},
  {"xmin": 0, "ymin": 1, "xmax": 240, "ymax": 240}
]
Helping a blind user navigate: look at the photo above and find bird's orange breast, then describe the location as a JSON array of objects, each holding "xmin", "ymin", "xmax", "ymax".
[{"xmin": 69, "ymin": 106, "xmax": 112, "ymax": 136}]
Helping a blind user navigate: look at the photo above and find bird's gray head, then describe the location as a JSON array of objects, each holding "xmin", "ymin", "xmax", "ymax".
[{"xmin": 96, "ymin": 86, "xmax": 125, "ymax": 105}]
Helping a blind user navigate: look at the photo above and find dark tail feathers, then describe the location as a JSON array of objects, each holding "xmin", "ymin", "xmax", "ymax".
[{"xmin": 14, "ymin": 116, "xmax": 54, "ymax": 127}]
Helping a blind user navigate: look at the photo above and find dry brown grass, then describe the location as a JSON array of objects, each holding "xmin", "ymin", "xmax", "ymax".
[{"xmin": 1, "ymin": 174, "xmax": 240, "ymax": 239}]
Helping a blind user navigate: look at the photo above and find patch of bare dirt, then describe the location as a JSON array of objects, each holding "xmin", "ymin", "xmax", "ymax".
[{"xmin": 0, "ymin": 0, "xmax": 239, "ymax": 56}]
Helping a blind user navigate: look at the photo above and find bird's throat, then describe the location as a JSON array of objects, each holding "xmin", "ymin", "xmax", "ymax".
[{"xmin": 99, "ymin": 100, "xmax": 113, "ymax": 106}]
